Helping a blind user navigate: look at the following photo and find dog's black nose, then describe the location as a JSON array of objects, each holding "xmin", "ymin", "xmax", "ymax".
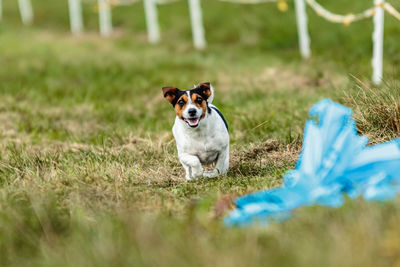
[{"xmin": 188, "ymin": 108, "xmax": 197, "ymax": 117}]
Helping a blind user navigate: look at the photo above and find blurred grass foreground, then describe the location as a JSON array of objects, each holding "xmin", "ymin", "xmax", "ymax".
[{"xmin": 1, "ymin": 0, "xmax": 400, "ymax": 266}]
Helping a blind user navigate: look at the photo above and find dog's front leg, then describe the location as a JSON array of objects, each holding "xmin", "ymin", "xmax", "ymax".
[
  {"xmin": 179, "ymin": 153, "xmax": 203, "ymax": 180},
  {"xmin": 203, "ymin": 146, "xmax": 229, "ymax": 178}
]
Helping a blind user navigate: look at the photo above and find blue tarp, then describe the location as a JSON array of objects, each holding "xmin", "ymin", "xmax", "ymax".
[{"xmin": 225, "ymin": 99, "xmax": 400, "ymax": 226}]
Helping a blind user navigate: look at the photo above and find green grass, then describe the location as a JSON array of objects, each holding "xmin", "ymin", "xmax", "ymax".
[{"xmin": 1, "ymin": 0, "xmax": 400, "ymax": 266}]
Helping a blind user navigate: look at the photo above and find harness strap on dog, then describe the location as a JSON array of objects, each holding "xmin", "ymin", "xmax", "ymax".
[{"xmin": 211, "ymin": 106, "xmax": 228, "ymax": 132}]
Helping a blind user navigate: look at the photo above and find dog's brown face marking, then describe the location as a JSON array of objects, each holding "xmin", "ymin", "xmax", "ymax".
[
  {"xmin": 174, "ymin": 94, "xmax": 188, "ymax": 119},
  {"xmin": 163, "ymin": 86, "xmax": 186, "ymax": 118},
  {"xmin": 191, "ymin": 93, "xmax": 207, "ymax": 119},
  {"xmin": 162, "ymin": 82, "xmax": 212, "ymax": 121}
]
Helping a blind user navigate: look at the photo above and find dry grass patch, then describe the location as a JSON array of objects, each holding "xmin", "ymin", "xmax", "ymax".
[
  {"xmin": 230, "ymin": 139, "xmax": 300, "ymax": 178},
  {"xmin": 344, "ymin": 77, "xmax": 400, "ymax": 143}
]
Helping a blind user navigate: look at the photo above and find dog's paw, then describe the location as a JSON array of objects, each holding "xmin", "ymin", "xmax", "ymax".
[
  {"xmin": 190, "ymin": 166, "xmax": 203, "ymax": 180},
  {"xmin": 203, "ymin": 169, "xmax": 219, "ymax": 178}
]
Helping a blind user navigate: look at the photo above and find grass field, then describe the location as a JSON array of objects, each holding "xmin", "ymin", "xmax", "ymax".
[{"xmin": 1, "ymin": 0, "xmax": 400, "ymax": 266}]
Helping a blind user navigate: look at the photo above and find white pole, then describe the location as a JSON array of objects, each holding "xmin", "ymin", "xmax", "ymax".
[
  {"xmin": 18, "ymin": 0, "xmax": 33, "ymax": 25},
  {"xmin": 188, "ymin": 0, "xmax": 206, "ymax": 49},
  {"xmin": 372, "ymin": 0, "xmax": 384, "ymax": 84},
  {"xmin": 144, "ymin": 0, "xmax": 160, "ymax": 43},
  {"xmin": 98, "ymin": 0, "xmax": 113, "ymax": 36},
  {"xmin": 294, "ymin": 0, "xmax": 311, "ymax": 58},
  {"xmin": 68, "ymin": 0, "xmax": 84, "ymax": 34}
]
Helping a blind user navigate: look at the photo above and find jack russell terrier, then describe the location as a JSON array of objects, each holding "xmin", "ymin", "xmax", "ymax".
[{"xmin": 162, "ymin": 82, "xmax": 229, "ymax": 180}]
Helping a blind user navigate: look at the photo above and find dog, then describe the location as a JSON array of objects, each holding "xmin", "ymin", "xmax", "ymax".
[{"xmin": 162, "ymin": 82, "xmax": 229, "ymax": 180}]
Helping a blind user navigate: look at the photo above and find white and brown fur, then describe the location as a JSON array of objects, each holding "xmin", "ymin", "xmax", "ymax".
[{"xmin": 162, "ymin": 82, "xmax": 229, "ymax": 180}]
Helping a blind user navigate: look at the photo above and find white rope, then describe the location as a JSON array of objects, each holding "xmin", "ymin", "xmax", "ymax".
[
  {"xmin": 306, "ymin": 0, "xmax": 375, "ymax": 25},
  {"xmin": 383, "ymin": 2, "xmax": 400, "ymax": 20}
]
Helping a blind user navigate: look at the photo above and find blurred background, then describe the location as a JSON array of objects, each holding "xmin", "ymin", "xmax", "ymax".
[{"xmin": 1, "ymin": 0, "xmax": 400, "ymax": 266}]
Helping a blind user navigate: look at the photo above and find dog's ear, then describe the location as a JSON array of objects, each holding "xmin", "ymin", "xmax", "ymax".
[
  {"xmin": 162, "ymin": 87, "xmax": 179, "ymax": 104},
  {"xmin": 197, "ymin": 82, "xmax": 212, "ymax": 99}
]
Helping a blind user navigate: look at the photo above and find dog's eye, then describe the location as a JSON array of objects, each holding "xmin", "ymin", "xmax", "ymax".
[
  {"xmin": 196, "ymin": 97, "xmax": 203, "ymax": 104},
  {"xmin": 178, "ymin": 100, "xmax": 185, "ymax": 106}
]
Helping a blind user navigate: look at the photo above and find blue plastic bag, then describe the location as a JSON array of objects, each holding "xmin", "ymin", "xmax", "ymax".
[{"xmin": 225, "ymin": 99, "xmax": 400, "ymax": 226}]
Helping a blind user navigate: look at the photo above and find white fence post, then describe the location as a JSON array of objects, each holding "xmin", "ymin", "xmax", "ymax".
[
  {"xmin": 68, "ymin": 0, "xmax": 84, "ymax": 34},
  {"xmin": 294, "ymin": 0, "xmax": 311, "ymax": 58},
  {"xmin": 18, "ymin": 0, "xmax": 33, "ymax": 25},
  {"xmin": 98, "ymin": 0, "xmax": 112, "ymax": 36},
  {"xmin": 144, "ymin": 0, "xmax": 160, "ymax": 43},
  {"xmin": 188, "ymin": 0, "xmax": 206, "ymax": 49},
  {"xmin": 372, "ymin": 0, "xmax": 384, "ymax": 84}
]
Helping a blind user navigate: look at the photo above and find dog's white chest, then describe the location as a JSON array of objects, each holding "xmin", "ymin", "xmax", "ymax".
[
  {"xmin": 177, "ymin": 132, "xmax": 220, "ymax": 163},
  {"xmin": 171, "ymin": 101, "xmax": 230, "ymax": 180},
  {"xmin": 192, "ymin": 142, "xmax": 219, "ymax": 164}
]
